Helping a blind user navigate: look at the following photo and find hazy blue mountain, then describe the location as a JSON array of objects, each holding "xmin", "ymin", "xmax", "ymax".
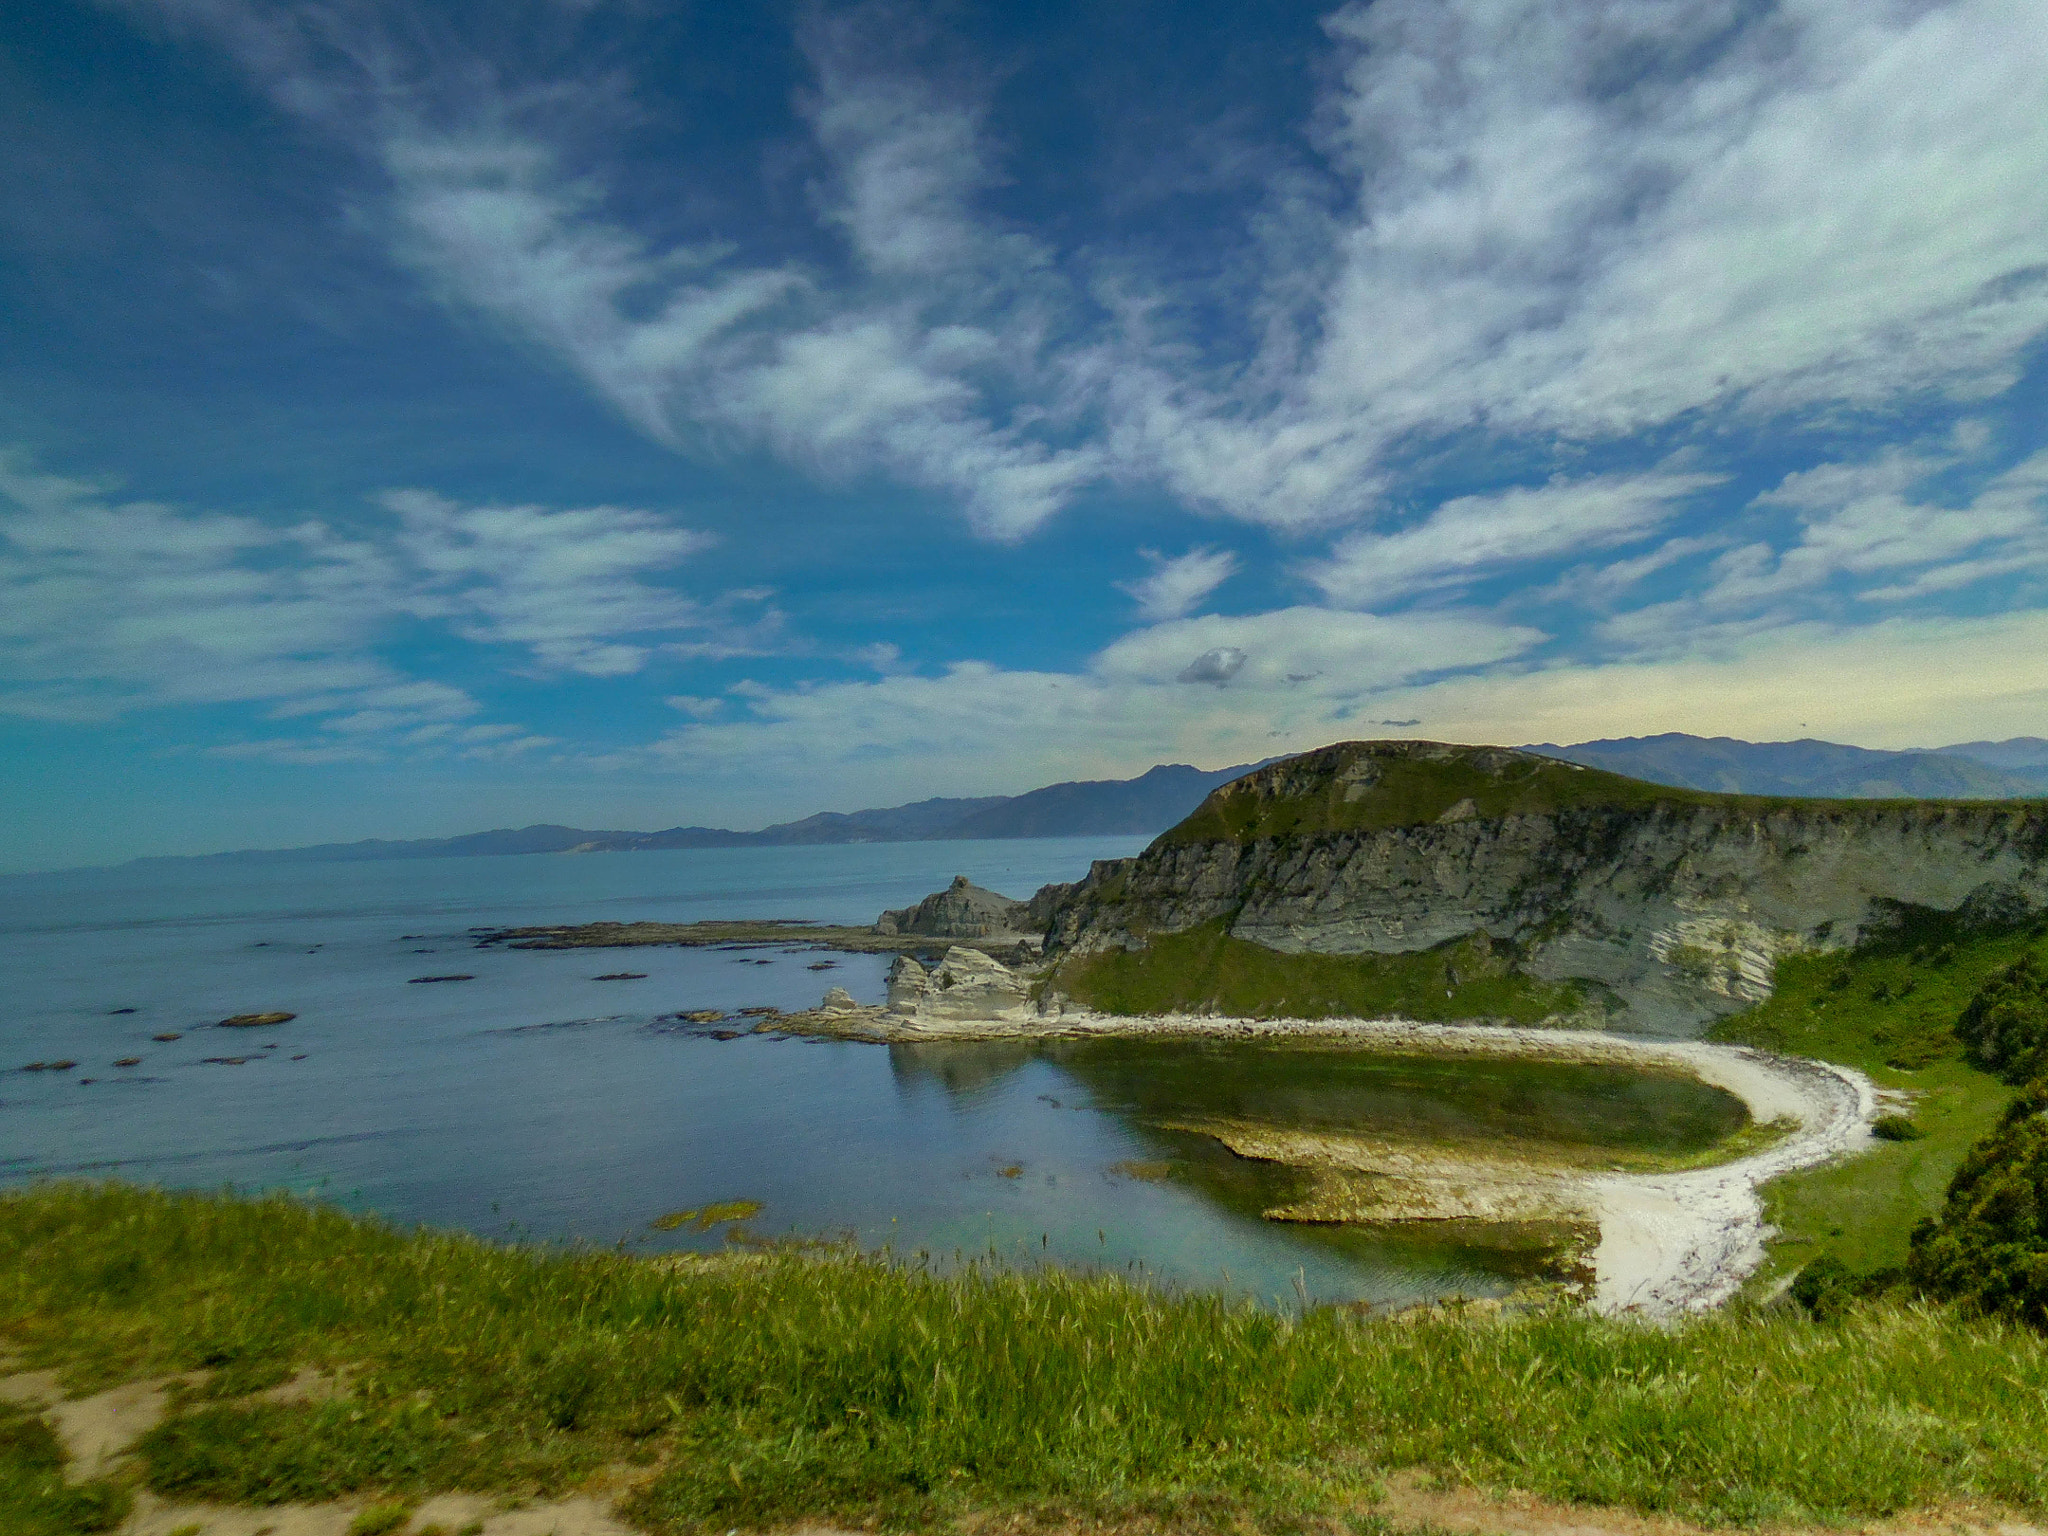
[
  {"xmin": 1939, "ymin": 738, "xmax": 2048, "ymax": 774},
  {"xmin": 134, "ymin": 825, "xmax": 639, "ymax": 864},
  {"xmin": 942, "ymin": 762, "xmax": 1275, "ymax": 838},
  {"xmin": 621, "ymin": 797, "xmax": 1010, "ymax": 848},
  {"xmin": 123, "ymin": 765, "xmax": 1264, "ymax": 866},
  {"xmin": 1530, "ymin": 734, "xmax": 2045, "ymax": 798}
]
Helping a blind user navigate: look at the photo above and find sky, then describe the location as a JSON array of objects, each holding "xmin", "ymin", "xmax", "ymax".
[{"xmin": 3, "ymin": 0, "xmax": 2047, "ymax": 870}]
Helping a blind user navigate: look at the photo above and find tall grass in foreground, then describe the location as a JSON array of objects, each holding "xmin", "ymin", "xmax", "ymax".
[{"xmin": 4, "ymin": 1185, "xmax": 2046, "ymax": 1533}]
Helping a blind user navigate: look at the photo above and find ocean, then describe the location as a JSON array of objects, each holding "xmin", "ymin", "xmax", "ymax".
[{"xmin": 0, "ymin": 838, "xmax": 1726, "ymax": 1308}]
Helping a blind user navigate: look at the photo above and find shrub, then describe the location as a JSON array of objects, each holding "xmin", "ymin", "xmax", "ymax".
[
  {"xmin": 1954, "ymin": 953, "xmax": 2048, "ymax": 1084},
  {"xmin": 1871, "ymin": 1113, "xmax": 1924, "ymax": 1142},
  {"xmin": 1907, "ymin": 1078, "xmax": 2048, "ymax": 1327}
]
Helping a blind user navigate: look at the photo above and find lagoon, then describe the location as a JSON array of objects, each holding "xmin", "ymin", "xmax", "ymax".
[{"xmin": 0, "ymin": 838, "xmax": 1746, "ymax": 1308}]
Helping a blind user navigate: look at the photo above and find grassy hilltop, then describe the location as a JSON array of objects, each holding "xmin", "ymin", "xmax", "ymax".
[
  {"xmin": 1052, "ymin": 740, "xmax": 2048, "ymax": 1030},
  {"xmin": 5, "ymin": 1182, "xmax": 2048, "ymax": 1535},
  {"xmin": 1157, "ymin": 739, "xmax": 2013, "ymax": 846}
]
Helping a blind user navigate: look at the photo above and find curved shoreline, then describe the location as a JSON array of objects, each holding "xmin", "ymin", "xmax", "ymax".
[{"xmin": 786, "ymin": 1006, "xmax": 1878, "ymax": 1318}]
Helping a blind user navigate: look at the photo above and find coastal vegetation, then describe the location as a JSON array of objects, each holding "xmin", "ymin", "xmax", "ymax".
[
  {"xmin": 1055, "ymin": 921, "xmax": 1590, "ymax": 1024},
  {"xmin": 1155, "ymin": 740, "xmax": 1953, "ymax": 847},
  {"xmin": 7, "ymin": 1183, "xmax": 2048, "ymax": 1534},
  {"xmin": 1710, "ymin": 907, "xmax": 2045, "ymax": 1278}
]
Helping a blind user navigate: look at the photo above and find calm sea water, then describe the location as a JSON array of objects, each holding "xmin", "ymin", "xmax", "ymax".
[{"xmin": 0, "ymin": 840, "xmax": 1742, "ymax": 1308}]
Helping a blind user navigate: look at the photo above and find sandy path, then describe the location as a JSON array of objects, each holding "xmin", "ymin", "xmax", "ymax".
[{"xmin": 804, "ymin": 1006, "xmax": 1878, "ymax": 1317}]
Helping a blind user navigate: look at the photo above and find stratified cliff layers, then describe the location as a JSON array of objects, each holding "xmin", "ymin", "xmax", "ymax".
[{"xmin": 1039, "ymin": 742, "xmax": 2048, "ymax": 1035}]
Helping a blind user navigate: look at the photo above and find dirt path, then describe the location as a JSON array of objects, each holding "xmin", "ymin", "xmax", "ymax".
[
  {"xmin": 1374, "ymin": 1470, "xmax": 2043, "ymax": 1536},
  {"xmin": 0, "ymin": 1367, "xmax": 638, "ymax": 1536}
]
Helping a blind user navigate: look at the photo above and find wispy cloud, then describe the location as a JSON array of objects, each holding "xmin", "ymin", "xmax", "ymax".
[
  {"xmin": 385, "ymin": 490, "xmax": 715, "ymax": 676},
  {"xmin": 1309, "ymin": 471, "xmax": 1724, "ymax": 608},
  {"xmin": 109, "ymin": 0, "xmax": 2048, "ymax": 554},
  {"xmin": 599, "ymin": 602, "xmax": 2048, "ymax": 825},
  {"xmin": 1598, "ymin": 441, "xmax": 2048, "ymax": 651},
  {"xmin": 1106, "ymin": 0, "xmax": 2048, "ymax": 528},
  {"xmin": 1117, "ymin": 546, "xmax": 1239, "ymax": 622},
  {"xmin": 0, "ymin": 451, "xmax": 748, "ymax": 735}
]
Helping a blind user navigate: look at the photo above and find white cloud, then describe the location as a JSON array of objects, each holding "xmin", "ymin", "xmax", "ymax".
[
  {"xmin": 1754, "ymin": 447, "xmax": 2048, "ymax": 602},
  {"xmin": 384, "ymin": 489, "xmax": 714, "ymax": 675},
  {"xmin": 1110, "ymin": 0, "xmax": 2048, "ymax": 528},
  {"xmin": 1310, "ymin": 471, "xmax": 1723, "ymax": 607},
  {"xmin": 605, "ymin": 603, "xmax": 1541, "ymax": 816},
  {"xmin": 1597, "ymin": 443, "xmax": 2048, "ymax": 648},
  {"xmin": 592, "ymin": 602, "xmax": 2048, "ymax": 827},
  {"xmin": 113, "ymin": 0, "xmax": 2048, "ymax": 546},
  {"xmin": 1095, "ymin": 606, "xmax": 1536, "ymax": 691},
  {"xmin": 1117, "ymin": 546, "xmax": 1239, "ymax": 622},
  {"xmin": 1370, "ymin": 610, "xmax": 2048, "ymax": 752},
  {"xmin": 0, "ymin": 453, "xmax": 747, "ymax": 739},
  {"xmin": 0, "ymin": 453, "xmax": 399, "ymax": 720}
]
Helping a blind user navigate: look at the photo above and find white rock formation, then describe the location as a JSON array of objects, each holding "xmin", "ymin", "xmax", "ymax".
[{"xmin": 885, "ymin": 948, "xmax": 1036, "ymax": 1026}]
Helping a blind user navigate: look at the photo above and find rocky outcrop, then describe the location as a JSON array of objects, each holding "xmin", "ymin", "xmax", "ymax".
[
  {"xmin": 1038, "ymin": 741, "xmax": 2048, "ymax": 1036},
  {"xmin": 885, "ymin": 949, "xmax": 1036, "ymax": 1025},
  {"xmin": 876, "ymin": 875, "xmax": 1032, "ymax": 938}
]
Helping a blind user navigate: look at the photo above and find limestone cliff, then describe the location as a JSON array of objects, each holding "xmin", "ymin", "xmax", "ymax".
[{"xmin": 1039, "ymin": 741, "xmax": 2048, "ymax": 1035}]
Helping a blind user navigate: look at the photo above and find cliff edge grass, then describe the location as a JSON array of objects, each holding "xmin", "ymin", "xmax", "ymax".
[
  {"xmin": 1055, "ymin": 922, "xmax": 1597, "ymax": 1026},
  {"xmin": 6, "ymin": 1184, "xmax": 2048, "ymax": 1536}
]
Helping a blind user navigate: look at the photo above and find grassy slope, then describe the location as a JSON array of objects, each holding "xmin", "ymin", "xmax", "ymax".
[
  {"xmin": 1709, "ymin": 916, "xmax": 2048, "ymax": 1278},
  {"xmin": 1055, "ymin": 921, "xmax": 1590, "ymax": 1025},
  {"xmin": 5, "ymin": 1185, "xmax": 2048, "ymax": 1533},
  {"xmin": 1156, "ymin": 742, "xmax": 1999, "ymax": 847}
]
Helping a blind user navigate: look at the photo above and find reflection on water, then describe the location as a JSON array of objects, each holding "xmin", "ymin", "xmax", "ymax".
[
  {"xmin": 874, "ymin": 1036, "xmax": 1748, "ymax": 1297},
  {"xmin": 1047, "ymin": 1037, "xmax": 1748, "ymax": 1155},
  {"xmin": 3, "ymin": 841, "xmax": 1745, "ymax": 1310}
]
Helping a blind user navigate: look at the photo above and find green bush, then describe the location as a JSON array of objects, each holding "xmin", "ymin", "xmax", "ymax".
[
  {"xmin": 1907, "ymin": 1078, "xmax": 2048, "ymax": 1327},
  {"xmin": 1954, "ymin": 953, "xmax": 2048, "ymax": 1084},
  {"xmin": 1871, "ymin": 1113, "xmax": 1925, "ymax": 1142}
]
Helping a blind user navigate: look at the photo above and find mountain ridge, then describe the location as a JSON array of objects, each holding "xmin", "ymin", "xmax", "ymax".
[{"xmin": 123, "ymin": 761, "xmax": 1274, "ymax": 868}]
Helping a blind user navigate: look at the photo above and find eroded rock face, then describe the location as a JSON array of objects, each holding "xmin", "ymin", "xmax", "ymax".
[
  {"xmin": 875, "ymin": 875, "xmax": 1031, "ymax": 938},
  {"xmin": 1039, "ymin": 741, "xmax": 2048, "ymax": 1036},
  {"xmin": 886, "ymin": 954, "xmax": 928, "ymax": 1011},
  {"xmin": 885, "ymin": 947, "xmax": 1035, "ymax": 1024}
]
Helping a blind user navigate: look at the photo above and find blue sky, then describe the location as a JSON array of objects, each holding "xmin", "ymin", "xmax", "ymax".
[{"xmin": 3, "ymin": 0, "xmax": 2047, "ymax": 870}]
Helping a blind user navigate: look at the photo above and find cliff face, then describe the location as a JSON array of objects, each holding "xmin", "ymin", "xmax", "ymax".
[{"xmin": 1042, "ymin": 742, "xmax": 2048, "ymax": 1035}]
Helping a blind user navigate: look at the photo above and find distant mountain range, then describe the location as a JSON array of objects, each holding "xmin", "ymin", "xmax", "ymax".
[
  {"xmin": 1529, "ymin": 734, "xmax": 2048, "ymax": 799},
  {"xmin": 129, "ymin": 735, "xmax": 2048, "ymax": 868},
  {"xmin": 133, "ymin": 761, "xmax": 1277, "ymax": 866}
]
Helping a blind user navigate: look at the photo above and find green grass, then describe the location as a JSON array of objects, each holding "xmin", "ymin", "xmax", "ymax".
[
  {"xmin": 0, "ymin": 1399, "xmax": 129, "ymax": 1536},
  {"xmin": 1056, "ymin": 921, "xmax": 1590, "ymax": 1025},
  {"xmin": 1709, "ymin": 913, "xmax": 2048, "ymax": 1280},
  {"xmin": 6, "ymin": 1185, "xmax": 2048, "ymax": 1533},
  {"xmin": 1156, "ymin": 741, "xmax": 2032, "ymax": 848}
]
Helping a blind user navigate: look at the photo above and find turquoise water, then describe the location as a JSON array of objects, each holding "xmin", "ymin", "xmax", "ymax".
[{"xmin": 0, "ymin": 840, "xmax": 1743, "ymax": 1308}]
